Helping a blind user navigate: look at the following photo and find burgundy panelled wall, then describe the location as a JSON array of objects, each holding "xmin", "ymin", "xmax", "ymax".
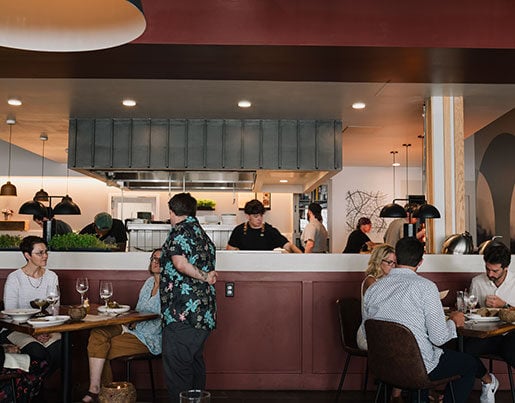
[{"xmin": 0, "ymin": 268, "xmax": 503, "ymax": 392}]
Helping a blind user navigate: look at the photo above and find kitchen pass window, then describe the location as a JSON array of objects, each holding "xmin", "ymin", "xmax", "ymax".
[{"xmin": 111, "ymin": 195, "xmax": 159, "ymax": 222}]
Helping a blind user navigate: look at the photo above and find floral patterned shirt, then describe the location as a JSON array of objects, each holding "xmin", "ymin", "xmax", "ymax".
[{"xmin": 160, "ymin": 216, "xmax": 217, "ymax": 331}]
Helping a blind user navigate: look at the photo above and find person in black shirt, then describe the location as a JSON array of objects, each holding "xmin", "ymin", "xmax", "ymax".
[
  {"xmin": 33, "ymin": 207, "xmax": 72, "ymax": 237},
  {"xmin": 226, "ymin": 199, "xmax": 301, "ymax": 253},
  {"xmin": 79, "ymin": 212, "xmax": 127, "ymax": 251},
  {"xmin": 343, "ymin": 216, "xmax": 375, "ymax": 253}
]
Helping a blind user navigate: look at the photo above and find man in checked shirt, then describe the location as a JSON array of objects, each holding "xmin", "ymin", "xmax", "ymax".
[{"xmin": 363, "ymin": 237, "xmax": 498, "ymax": 403}]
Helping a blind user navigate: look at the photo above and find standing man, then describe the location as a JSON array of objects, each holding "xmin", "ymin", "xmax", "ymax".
[
  {"xmin": 33, "ymin": 207, "xmax": 72, "ymax": 236},
  {"xmin": 226, "ymin": 199, "xmax": 301, "ymax": 252},
  {"xmin": 363, "ymin": 237, "xmax": 498, "ymax": 403},
  {"xmin": 467, "ymin": 241, "xmax": 515, "ymax": 368},
  {"xmin": 301, "ymin": 202, "xmax": 328, "ymax": 253},
  {"xmin": 160, "ymin": 193, "xmax": 218, "ymax": 402}
]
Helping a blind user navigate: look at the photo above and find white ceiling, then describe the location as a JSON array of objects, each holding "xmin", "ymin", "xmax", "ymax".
[{"xmin": 0, "ymin": 79, "xmax": 513, "ymax": 169}]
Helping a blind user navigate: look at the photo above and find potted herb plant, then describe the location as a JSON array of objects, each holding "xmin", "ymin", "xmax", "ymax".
[
  {"xmin": 48, "ymin": 233, "xmax": 111, "ymax": 251},
  {"xmin": 0, "ymin": 234, "xmax": 22, "ymax": 250},
  {"xmin": 197, "ymin": 199, "xmax": 216, "ymax": 210}
]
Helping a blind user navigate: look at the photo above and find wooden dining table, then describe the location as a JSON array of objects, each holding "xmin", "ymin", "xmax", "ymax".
[
  {"xmin": 457, "ymin": 319, "xmax": 515, "ymax": 351},
  {"xmin": 0, "ymin": 306, "xmax": 159, "ymax": 403}
]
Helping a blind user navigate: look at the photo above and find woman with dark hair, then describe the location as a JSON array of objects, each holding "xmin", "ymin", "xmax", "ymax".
[
  {"xmin": 342, "ymin": 217, "xmax": 375, "ymax": 253},
  {"xmin": 82, "ymin": 249, "xmax": 162, "ymax": 402},
  {"xmin": 301, "ymin": 202, "xmax": 328, "ymax": 253},
  {"xmin": 1, "ymin": 236, "xmax": 61, "ymax": 375}
]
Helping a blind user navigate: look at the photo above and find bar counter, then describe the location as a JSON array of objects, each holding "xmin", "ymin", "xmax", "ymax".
[
  {"xmin": 0, "ymin": 251, "xmax": 510, "ymax": 392},
  {"xmin": 0, "ymin": 250, "xmax": 490, "ymax": 273}
]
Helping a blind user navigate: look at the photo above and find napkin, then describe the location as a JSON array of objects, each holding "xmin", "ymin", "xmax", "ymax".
[
  {"xmin": 439, "ymin": 290, "xmax": 449, "ymax": 300},
  {"xmin": 4, "ymin": 352, "xmax": 30, "ymax": 372}
]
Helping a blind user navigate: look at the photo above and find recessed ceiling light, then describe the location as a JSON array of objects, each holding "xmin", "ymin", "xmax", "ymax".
[
  {"xmin": 122, "ymin": 99, "xmax": 137, "ymax": 107},
  {"xmin": 392, "ymin": 162, "xmax": 400, "ymax": 167},
  {"xmin": 352, "ymin": 102, "xmax": 366, "ymax": 110},
  {"xmin": 7, "ymin": 98, "xmax": 22, "ymax": 106},
  {"xmin": 279, "ymin": 179, "xmax": 288, "ymax": 183},
  {"xmin": 238, "ymin": 100, "xmax": 251, "ymax": 108}
]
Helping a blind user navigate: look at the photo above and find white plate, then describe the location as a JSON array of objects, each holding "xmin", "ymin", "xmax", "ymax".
[
  {"xmin": 466, "ymin": 314, "xmax": 500, "ymax": 322},
  {"xmin": 97, "ymin": 304, "xmax": 130, "ymax": 314},
  {"xmin": 27, "ymin": 315, "xmax": 70, "ymax": 328},
  {"xmin": 1, "ymin": 309, "xmax": 40, "ymax": 323}
]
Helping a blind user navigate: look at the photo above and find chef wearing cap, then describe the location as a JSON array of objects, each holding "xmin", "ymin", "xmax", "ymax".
[{"xmin": 79, "ymin": 212, "xmax": 128, "ymax": 251}]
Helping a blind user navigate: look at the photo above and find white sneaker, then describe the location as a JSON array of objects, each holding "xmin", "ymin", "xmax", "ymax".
[{"xmin": 480, "ymin": 373, "xmax": 499, "ymax": 403}]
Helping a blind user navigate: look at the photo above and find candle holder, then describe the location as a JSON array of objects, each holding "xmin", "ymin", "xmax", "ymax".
[{"xmin": 99, "ymin": 382, "xmax": 136, "ymax": 403}]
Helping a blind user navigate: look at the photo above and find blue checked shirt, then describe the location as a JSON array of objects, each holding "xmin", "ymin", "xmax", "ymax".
[{"xmin": 362, "ymin": 268, "xmax": 457, "ymax": 373}]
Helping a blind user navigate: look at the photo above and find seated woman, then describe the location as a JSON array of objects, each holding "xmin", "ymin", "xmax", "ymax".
[
  {"xmin": 1, "ymin": 236, "xmax": 61, "ymax": 375},
  {"xmin": 356, "ymin": 244, "xmax": 403, "ymax": 402},
  {"xmin": 0, "ymin": 344, "xmax": 50, "ymax": 402},
  {"xmin": 82, "ymin": 249, "xmax": 162, "ymax": 403}
]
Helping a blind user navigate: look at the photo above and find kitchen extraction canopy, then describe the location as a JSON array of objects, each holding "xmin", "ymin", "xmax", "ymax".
[{"xmin": 101, "ymin": 171, "xmax": 257, "ymax": 191}]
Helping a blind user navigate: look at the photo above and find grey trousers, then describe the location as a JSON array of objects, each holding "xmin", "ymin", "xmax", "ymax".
[{"xmin": 162, "ymin": 322, "xmax": 210, "ymax": 403}]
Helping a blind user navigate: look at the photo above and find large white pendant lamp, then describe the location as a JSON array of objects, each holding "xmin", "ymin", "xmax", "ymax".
[
  {"xmin": 0, "ymin": 118, "xmax": 17, "ymax": 196},
  {"xmin": 0, "ymin": 0, "xmax": 146, "ymax": 52}
]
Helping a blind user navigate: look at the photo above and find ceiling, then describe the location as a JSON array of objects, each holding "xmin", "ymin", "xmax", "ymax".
[{"xmin": 0, "ymin": 1, "xmax": 514, "ymax": 169}]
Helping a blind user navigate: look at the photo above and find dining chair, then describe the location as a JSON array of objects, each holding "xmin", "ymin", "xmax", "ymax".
[
  {"xmin": 335, "ymin": 298, "xmax": 368, "ymax": 402},
  {"xmin": 365, "ymin": 319, "xmax": 460, "ymax": 403},
  {"xmin": 113, "ymin": 352, "xmax": 162, "ymax": 403},
  {"xmin": 481, "ymin": 353, "xmax": 514, "ymax": 403}
]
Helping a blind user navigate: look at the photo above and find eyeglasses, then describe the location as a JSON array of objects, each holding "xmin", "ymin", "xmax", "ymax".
[
  {"xmin": 33, "ymin": 250, "xmax": 49, "ymax": 256},
  {"xmin": 150, "ymin": 257, "xmax": 160, "ymax": 263},
  {"xmin": 382, "ymin": 259, "xmax": 396, "ymax": 266}
]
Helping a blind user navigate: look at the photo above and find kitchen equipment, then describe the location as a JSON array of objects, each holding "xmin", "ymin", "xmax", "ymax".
[
  {"xmin": 441, "ymin": 232, "xmax": 474, "ymax": 254},
  {"xmin": 221, "ymin": 214, "xmax": 237, "ymax": 225},
  {"xmin": 204, "ymin": 215, "xmax": 219, "ymax": 224}
]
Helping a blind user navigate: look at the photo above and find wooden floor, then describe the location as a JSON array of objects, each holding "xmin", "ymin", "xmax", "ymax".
[{"xmin": 54, "ymin": 389, "xmax": 513, "ymax": 403}]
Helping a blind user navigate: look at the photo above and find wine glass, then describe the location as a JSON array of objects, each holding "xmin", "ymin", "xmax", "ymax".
[
  {"xmin": 99, "ymin": 281, "xmax": 113, "ymax": 309},
  {"xmin": 76, "ymin": 277, "xmax": 89, "ymax": 305},
  {"xmin": 46, "ymin": 284, "xmax": 60, "ymax": 316},
  {"xmin": 467, "ymin": 294, "xmax": 478, "ymax": 314},
  {"xmin": 33, "ymin": 298, "xmax": 48, "ymax": 317}
]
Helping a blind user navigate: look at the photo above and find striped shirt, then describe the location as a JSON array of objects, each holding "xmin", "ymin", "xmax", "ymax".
[{"xmin": 362, "ymin": 268, "xmax": 456, "ymax": 373}]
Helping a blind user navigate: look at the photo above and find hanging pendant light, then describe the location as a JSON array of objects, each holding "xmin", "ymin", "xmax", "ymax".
[
  {"xmin": 53, "ymin": 166, "xmax": 81, "ymax": 215},
  {"xmin": 0, "ymin": 118, "xmax": 17, "ymax": 196},
  {"xmin": 379, "ymin": 150, "xmax": 407, "ymax": 218},
  {"xmin": 34, "ymin": 133, "xmax": 49, "ymax": 202},
  {"xmin": 0, "ymin": 0, "xmax": 146, "ymax": 52}
]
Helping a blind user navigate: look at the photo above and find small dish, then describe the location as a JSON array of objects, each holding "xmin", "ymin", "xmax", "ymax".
[
  {"xmin": 27, "ymin": 315, "xmax": 70, "ymax": 328},
  {"xmin": 465, "ymin": 314, "xmax": 500, "ymax": 322},
  {"xmin": 97, "ymin": 304, "xmax": 130, "ymax": 314},
  {"xmin": 1, "ymin": 308, "xmax": 40, "ymax": 323}
]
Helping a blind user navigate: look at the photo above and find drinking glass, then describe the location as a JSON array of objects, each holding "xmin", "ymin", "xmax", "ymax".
[
  {"xmin": 33, "ymin": 298, "xmax": 48, "ymax": 317},
  {"xmin": 99, "ymin": 281, "xmax": 113, "ymax": 308},
  {"xmin": 75, "ymin": 277, "xmax": 89, "ymax": 305},
  {"xmin": 456, "ymin": 291, "xmax": 466, "ymax": 313},
  {"xmin": 46, "ymin": 284, "xmax": 60, "ymax": 316},
  {"xmin": 179, "ymin": 390, "xmax": 210, "ymax": 403},
  {"xmin": 467, "ymin": 294, "xmax": 478, "ymax": 313}
]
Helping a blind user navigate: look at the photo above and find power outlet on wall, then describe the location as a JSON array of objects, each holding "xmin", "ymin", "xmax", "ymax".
[{"xmin": 225, "ymin": 282, "xmax": 235, "ymax": 297}]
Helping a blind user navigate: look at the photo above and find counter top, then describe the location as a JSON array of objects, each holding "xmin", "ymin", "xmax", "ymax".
[{"xmin": 0, "ymin": 250, "xmax": 503, "ymax": 273}]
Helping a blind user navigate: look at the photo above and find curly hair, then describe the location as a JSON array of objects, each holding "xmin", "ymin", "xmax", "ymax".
[{"xmin": 365, "ymin": 244, "xmax": 395, "ymax": 279}]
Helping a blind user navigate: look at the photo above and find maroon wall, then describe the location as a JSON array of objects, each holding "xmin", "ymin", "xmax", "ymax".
[{"xmin": 0, "ymin": 268, "xmax": 510, "ymax": 394}]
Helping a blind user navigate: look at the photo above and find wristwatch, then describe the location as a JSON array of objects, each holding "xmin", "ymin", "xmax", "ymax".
[{"xmin": 503, "ymin": 303, "xmax": 511, "ymax": 308}]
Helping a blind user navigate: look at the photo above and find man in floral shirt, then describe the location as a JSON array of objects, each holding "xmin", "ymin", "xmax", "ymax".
[{"xmin": 160, "ymin": 193, "xmax": 218, "ymax": 402}]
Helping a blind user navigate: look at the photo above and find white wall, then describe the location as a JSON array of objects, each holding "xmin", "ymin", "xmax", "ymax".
[{"xmin": 329, "ymin": 166, "xmax": 422, "ymax": 253}]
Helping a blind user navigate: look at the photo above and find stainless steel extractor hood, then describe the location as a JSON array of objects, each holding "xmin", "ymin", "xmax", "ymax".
[{"xmin": 100, "ymin": 170, "xmax": 256, "ymax": 191}]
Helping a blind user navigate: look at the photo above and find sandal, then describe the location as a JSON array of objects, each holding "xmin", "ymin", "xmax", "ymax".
[{"xmin": 82, "ymin": 391, "xmax": 99, "ymax": 403}]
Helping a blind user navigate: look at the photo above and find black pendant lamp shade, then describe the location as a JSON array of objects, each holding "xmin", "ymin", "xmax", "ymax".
[
  {"xmin": 0, "ymin": 181, "xmax": 17, "ymax": 196},
  {"xmin": 19, "ymin": 199, "xmax": 46, "ymax": 216},
  {"xmin": 412, "ymin": 203, "xmax": 441, "ymax": 219},
  {"xmin": 1, "ymin": 119, "xmax": 17, "ymax": 196},
  {"xmin": 379, "ymin": 203, "xmax": 407, "ymax": 218},
  {"xmin": 34, "ymin": 188, "xmax": 49, "ymax": 202},
  {"xmin": 53, "ymin": 195, "xmax": 81, "ymax": 215}
]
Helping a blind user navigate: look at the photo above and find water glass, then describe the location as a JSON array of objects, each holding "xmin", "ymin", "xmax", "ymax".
[
  {"xmin": 46, "ymin": 284, "xmax": 60, "ymax": 316},
  {"xmin": 76, "ymin": 277, "xmax": 89, "ymax": 305},
  {"xmin": 179, "ymin": 390, "xmax": 210, "ymax": 403},
  {"xmin": 456, "ymin": 291, "xmax": 466, "ymax": 313},
  {"xmin": 99, "ymin": 281, "xmax": 113, "ymax": 308}
]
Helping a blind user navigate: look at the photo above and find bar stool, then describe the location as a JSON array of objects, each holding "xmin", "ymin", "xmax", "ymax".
[{"xmin": 113, "ymin": 353, "xmax": 162, "ymax": 402}]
